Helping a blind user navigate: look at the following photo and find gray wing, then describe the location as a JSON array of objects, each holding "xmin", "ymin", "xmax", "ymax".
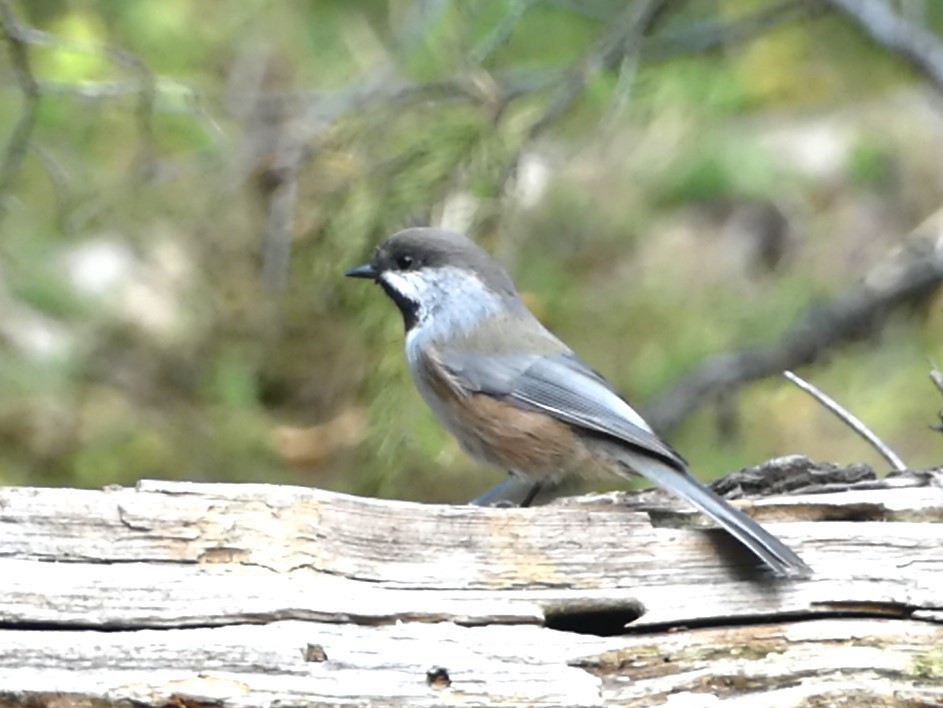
[
  {"xmin": 443, "ymin": 346, "xmax": 813, "ymax": 577},
  {"xmin": 441, "ymin": 348, "xmax": 686, "ymax": 468}
]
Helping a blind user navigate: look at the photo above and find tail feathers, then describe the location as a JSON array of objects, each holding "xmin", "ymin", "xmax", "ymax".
[{"xmin": 628, "ymin": 454, "xmax": 811, "ymax": 578}]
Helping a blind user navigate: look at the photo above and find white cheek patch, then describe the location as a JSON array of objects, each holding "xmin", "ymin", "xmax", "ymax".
[
  {"xmin": 388, "ymin": 266, "xmax": 506, "ymax": 359},
  {"xmin": 382, "ymin": 267, "xmax": 503, "ymax": 328},
  {"xmin": 380, "ymin": 271, "xmax": 424, "ymax": 306}
]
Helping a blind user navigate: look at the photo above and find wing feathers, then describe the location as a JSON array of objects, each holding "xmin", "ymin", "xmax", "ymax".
[
  {"xmin": 436, "ymin": 343, "xmax": 810, "ymax": 577},
  {"xmin": 440, "ymin": 348, "xmax": 685, "ymax": 467}
]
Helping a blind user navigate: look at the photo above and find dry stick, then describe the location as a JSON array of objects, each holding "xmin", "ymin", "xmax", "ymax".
[
  {"xmin": 783, "ymin": 370, "xmax": 907, "ymax": 472},
  {"xmin": 929, "ymin": 358, "xmax": 943, "ymax": 435},
  {"xmin": 929, "ymin": 358, "xmax": 943, "ymax": 396}
]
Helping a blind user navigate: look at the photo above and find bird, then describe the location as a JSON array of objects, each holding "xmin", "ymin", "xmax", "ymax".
[{"xmin": 346, "ymin": 227, "xmax": 811, "ymax": 578}]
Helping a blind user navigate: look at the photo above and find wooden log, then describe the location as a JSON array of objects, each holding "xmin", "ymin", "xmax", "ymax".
[{"xmin": 1, "ymin": 457, "xmax": 941, "ymax": 706}]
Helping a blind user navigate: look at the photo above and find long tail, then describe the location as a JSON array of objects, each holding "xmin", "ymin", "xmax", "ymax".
[{"xmin": 623, "ymin": 451, "xmax": 811, "ymax": 578}]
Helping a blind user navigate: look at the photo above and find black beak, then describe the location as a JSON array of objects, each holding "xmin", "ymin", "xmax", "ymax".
[{"xmin": 345, "ymin": 263, "xmax": 378, "ymax": 280}]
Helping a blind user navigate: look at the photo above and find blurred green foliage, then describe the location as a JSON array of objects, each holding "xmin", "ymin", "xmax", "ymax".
[{"xmin": 1, "ymin": 1, "xmax": 941, "ymax": 498}]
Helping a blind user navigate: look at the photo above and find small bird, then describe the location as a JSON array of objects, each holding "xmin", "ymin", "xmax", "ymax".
[{"xmin": 346, "ymin": 228, "xmax": 811, "ymax": 577}]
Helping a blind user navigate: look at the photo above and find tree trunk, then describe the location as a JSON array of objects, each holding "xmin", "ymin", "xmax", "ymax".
[{"xmin": 1, "ymin": 456, "xmax": 942, "ymax": 706}]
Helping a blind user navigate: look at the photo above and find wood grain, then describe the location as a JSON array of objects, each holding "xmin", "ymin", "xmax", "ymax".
[{"xmin": 1, "ymin": 460, "xmax": 941, "ymax": 705}]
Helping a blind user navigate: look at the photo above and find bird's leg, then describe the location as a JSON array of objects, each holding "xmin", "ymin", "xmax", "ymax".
[
  {"xmin": 469, "ymin": 474, "xmax": 542, "ymax": 508},
  {"xmin": 468, "ymin": 477, "xmax": 515, "ymax": 506},
  {"xmin": 519, "ymin": 480, "xmax": 543, "ymax": 508}
]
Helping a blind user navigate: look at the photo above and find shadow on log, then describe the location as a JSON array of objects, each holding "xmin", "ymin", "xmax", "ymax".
[{"xmin": 1, "ymin": 456, "xmax": 942, "ymax": 706}]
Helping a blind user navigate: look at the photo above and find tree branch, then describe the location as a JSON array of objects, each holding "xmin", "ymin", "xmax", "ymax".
[
  {"xmin": 825, "ymin": 0, "xmax": 943, "ymax": 93},
  {"xmin": 644, "ymin": 240, "xmax": 943, "ymax": 433},
  {"xmin": 641, "ymin": 0, "xmax": 818, "ymax": 61}
]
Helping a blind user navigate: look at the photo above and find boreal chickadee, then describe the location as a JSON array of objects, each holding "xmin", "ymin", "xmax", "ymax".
[{"xmin": 347, "ymin": 227, "xmax": 811, "ymax": 578}]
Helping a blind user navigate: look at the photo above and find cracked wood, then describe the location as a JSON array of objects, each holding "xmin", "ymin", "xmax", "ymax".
[{"xmin": 0, "ymin": 459, "xmax": 941, "ymax": 705}]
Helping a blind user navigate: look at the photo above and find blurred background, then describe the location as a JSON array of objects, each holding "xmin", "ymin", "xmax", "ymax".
[{"xmin": 1, "ymin": 0, "xmax": 942, "ymax": 500}]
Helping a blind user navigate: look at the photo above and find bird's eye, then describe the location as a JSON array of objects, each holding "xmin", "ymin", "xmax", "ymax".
[{"xmin": 396, "ymin": 254, "xmax": 415, "ymax": 270}]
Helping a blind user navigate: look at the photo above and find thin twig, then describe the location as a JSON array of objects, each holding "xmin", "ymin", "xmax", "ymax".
[
  {"xmin": 783, "ymin": 370, "xmax": 907, "ymax": 471},
  {"xmin": 642, "ymin": 0, "xmax": 818, "ymax": 62},
  {"xmin": 488, "ymin": 0, "xmax": 670, "ymax": 216},
  {"xmin": 469, "ymin": 0, "xmax": 539, "ymax": 66},
  {"xmin": 929, "ymin": 358, "xmax": 943, "ymax": 396},
  {"xmin": 29, "ymin": 144, "xmax": 74, "ymax": 236},
  {"xmin": 0, "ymin": 0, "xmax": 41, "ymax": 210},
  {"xmin": 929, "ymin": 358, "xmax": 943, "ymax": 435},
  {"xmin": 28, "ymin": 1, "xmax": 812, "ymax": 138},
  {"xmin": 598, "ymin": 48, "xmax": 640, "ymax": 137},
  {"xmin": 525, "ymin": 0, "xmax": 669, "ymax": 142},
  {"xmin": 106, "ymin": 46, "xmax": 158, "ymax": 180},
  {"xmin": 260, "ymin": 143, "xmax": 302, "ymax": 294}
]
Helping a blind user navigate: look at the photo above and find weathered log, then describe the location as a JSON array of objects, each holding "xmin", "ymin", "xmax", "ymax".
[{"xmin": 1, "ymin": 456, "xmax": 942, "ymax": 706}]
